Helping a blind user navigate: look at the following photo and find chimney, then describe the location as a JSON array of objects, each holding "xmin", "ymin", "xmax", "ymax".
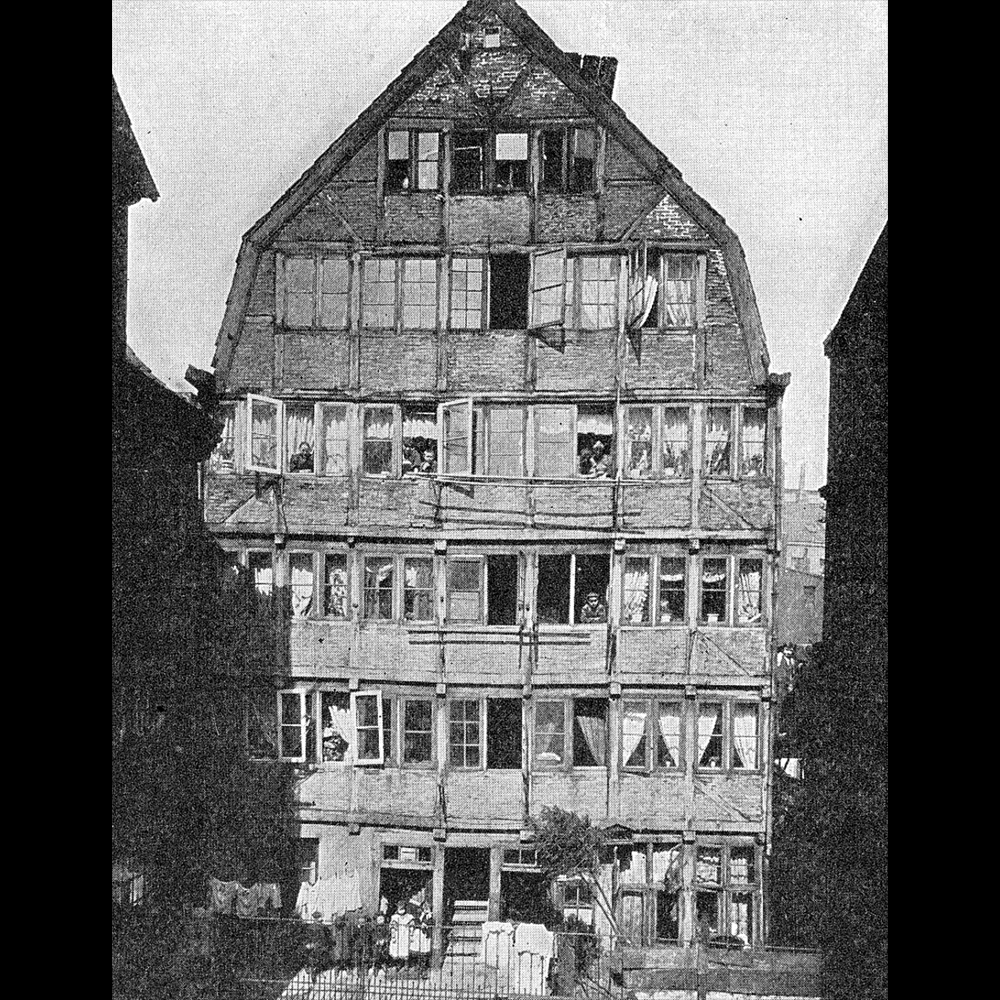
[{"xmin": 565, "ymin": 52, "xmax": 618, "ymax": 98}]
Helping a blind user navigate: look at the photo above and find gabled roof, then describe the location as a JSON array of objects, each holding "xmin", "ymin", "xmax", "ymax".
[
  {"xmin": 112, "ymin": 76, "xmax": 159, "ymax": 207},
  {"xmin": 825, "ymin": 222, "xmax": 887, "ymax": 358},
  {"xmin": 212, "ymin": 0, "xmax": 769, "ymax": 384}
]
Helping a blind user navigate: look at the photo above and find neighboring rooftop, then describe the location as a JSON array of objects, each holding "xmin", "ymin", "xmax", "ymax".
[{"xmin": 112, "ymin": 75, "xmax": 159, "ymax": 207}]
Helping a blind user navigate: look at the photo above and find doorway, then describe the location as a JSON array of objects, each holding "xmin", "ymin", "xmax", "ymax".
[{"xmin": 443, "ymin": 848, "xmax": 490, "ymax": 917}]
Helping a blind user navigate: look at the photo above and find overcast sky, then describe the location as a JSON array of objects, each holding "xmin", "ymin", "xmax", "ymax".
[{"xmin": 112, "ymin": 0, "xmax": 887, "ymax": 489}]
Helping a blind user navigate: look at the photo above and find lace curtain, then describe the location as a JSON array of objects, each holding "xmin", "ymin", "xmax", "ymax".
[
  {"xmin": 657, "ymin": 705, "xmax": 681, "ymax": 767},
  {"xmin": 698, "ymin": 705, "xmax": 722, "ymax": 764},
  {"xmin": 322, "ymin": 407, "xmax": 348, "ymax": 476},
  {"xmin": 290, "ymin": 556, "xmax": 313, "ymax": 618},
  {"xmin": 574, "ymin": 710, "xmax": 607, "ymax": 766},
  {"xmin": 732, "ymin": 704, "xmax": 758, "ymax": 769},
  {"xmin": 622, "ymin": 702, "xmax": 647, "ymax": 766},
  {"xmin": 623, "ymin": 561, "xmax": 651, "ymax": 623},
  {"xmin": 738, "ymin": 564, "xmax": 762, "ymax": 623}
]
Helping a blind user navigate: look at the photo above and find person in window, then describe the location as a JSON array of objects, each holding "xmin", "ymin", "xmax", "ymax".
[
  {"xmin": 419, "ymin": 448, "xmax": 437, "ymax": 474},
  {"xmin": 588, "ymin": 441, "xmax": 613, "ymax": 479},
  {"xmin": 289, "ymin": 441, "xmax": 315, "ymax": 473},
  {"xmin": 578, "ymin": 447, "xmax": 593, "ymax": 476},
  {"xmin": 708, "ymin": 440, "xmax": 730, "ymax": 475},
  {"xmin": 579, "ymin": 591, "xmax": 607, "ymax": 624},
  {"xmin": 403, "ymin": 444, "xmax": 422, "ymax": 475}
]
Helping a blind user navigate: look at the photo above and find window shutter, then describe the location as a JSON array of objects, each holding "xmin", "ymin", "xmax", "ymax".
[
  {"xmin": 438, "ymin": 398, "xmax": 473, "ymax": 475},
  {"xmin": 247, "ymin": 394, "xmax": 283, "ymax": 474},
  {"xmin": 529, "ymin": 247, "xmax": 567, "ymax": 334}
]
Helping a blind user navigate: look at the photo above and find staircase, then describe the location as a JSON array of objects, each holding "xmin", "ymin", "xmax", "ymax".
[{"xmin": 445, "ymin": 899, "xmax": 489, "ymax": 958}]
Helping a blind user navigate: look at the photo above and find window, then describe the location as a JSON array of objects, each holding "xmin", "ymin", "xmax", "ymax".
[
  {"xmin": 624, "ymin": 407, "xmax": 653, "ymax": 480},
  {"xmin": 696, "ymin": 701, "xmax": 759, "ymax": 772},
  {"xmin": 487, "ymin": 698, "xmax": 522, "ymax": 768},
  {"xmin": 278, "ymin": 255, "xmax": 351, "ymax": 329},
  {"xmin": 297, "ymin": 838, "xmax": 319, "ymax": 886},
  {"xmin": 439, "ymin": 399, "xmax": 473, "ymax": 475},
  {"xmin": 534, "ymin": 700, "xmax": 566, "ymax": 766},
  {"xmin": 446, "ymin": 555, "xmax": 518, "ymax": 625},
  {"xmin": 318, "ymin": 404, "xmax": 349, "ymax": 476},
  {"xmin": 534, "ymin": 698, "xmax": 609, "ymax": 769},
  {"xmin": 323, "ymin": 553, "xmax": 349, "ymax": 619},
  {"xmin": 559, "ymin": 877, "xmax": 594, "ymax": 925},
  {"xmin": 661, "ymin": 408, "xmax": 691, "ymax": 478},
  {"xmin": 705, "ymin": 407, "xmax": 733, "ymax": 477},
  {"xmin": 278, "ymin": 690, "xmax": 313, "ymax": 762},
  {"xmin": 210, "ymin": 403, "xmax": 236, "ymax": 472},
  {"xmin": 661, "ymin": 255, "xmax": 696, "ymax": 328},
  {"xmin": 538, "ymin": 127, "xmax": 599, "ymax": 193},
  {"xmin": 403, "ymin": 557, "xmax": 434, "ymax": 622},
  {"xmin": 537, "ymin": 553, "xmax": 610, "ymax": 626},
  {"xmin": 363, "ymin": 258, "xmax": 398, "ymax": 327},
  {"xmin": 248, "ymin": 686, "xmax": 279, "ymax": 760},
  {"xmin": 490, "ymin": 254, "xmax": 530, "ymax": 329},
  {"xmin": 740, "ymin": 407, "xmax": 767, "ymax": 477},
  {"xmin": 385, "ymin": 130, "xmax": 441, "ymax": 192},
  {"xmin": 621, "ymin": 553, "xmax": 687, "ymax": 626},
  {"xmin": 353, "ymin": 691, "xmax": 385, "ymax": 764},
  {"xmin": 534, "ymin": 405, "xmax": 574, "ymax": 478},
  {"xmin": 529, "ymin": 248, "xmax": 567, "ymax": 330},
  {"xmin": 364, "ymin": 556, "xmax": 394, "ymax": 620},
  {"xmin": 494, "ymin": 133, "xmax": 528, "ymax": 190},
  {"xmin": 248, "ymin": 395, "xmax": 280, "ymax": 474},
  {"xmin": 737, "ymin": 559, "xmax": 763, "ymax": 625},
  {"xmin": 575, "ymin": 256, "xmax": 618, "ymax": 329},
  {"xmin": 401, "ymin": 258, "xmax": 438, "ymax": 329},
  {"xmin": 289, "ymin": 553, "xmax": 314, "ymax": 618},
  {"xmin": 449, "ymin": 699, "xmax": 481, "ymax": 768},
  {"xmin": 285, "ymin": 404, "xmax": 315, "ymax": 474},
  {"xmin": 402, "ymin": 698, "xmax": 433, "ymax": 765},
  {"xmin": 248, "ymin": 551, "xmax": 274, "ymax": 597},
  {"xmin": 483, "ymin": 26, "xmax": 501, "ymax": 48},
  {"xmin": 695, "ymin": 844, "xmax": 758, "ymax": 945},
  {"xmin": 486, "ymin": 408, "xmax": 525, "ymax": 478},
  {"xmin": 452, "ymin": 131, "xmax": 487, "ymax": 193},
  {"xmin": 623, "ymin": 405, "xmax": 691, "ymax": 480},
  {"xmin": 402, "ymin": 408, "xmax": 437, "ymax": 475},
  {"xmin": 622, "ymin": 700, "xmax": 682, "ymax": 770},
  {"xmin": 321, "ymin": 691, "xmax": 352, "ymax": 762},
  {"xmin": 576, "ymin": 407, "xmax": 614, "ymax": 478},
  {"xmin": 572, "ymin": 698, "xmax": 608, "ymax": 766},
  {"xmin": 700, "ymin": 558, "xmax": 728, "ymax": 625},
  {"xmin": 362, "ymin": 407, "xmax": 394, "ymax": 476},
  {"xmin": 450, "ymin": 257, "xmax": 483, "ymax": 330}
]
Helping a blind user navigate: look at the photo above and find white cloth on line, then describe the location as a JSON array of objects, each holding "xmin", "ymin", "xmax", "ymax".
[{"xmin": 481, "ymin": 921, "xmax": 515, "ymax": 965}]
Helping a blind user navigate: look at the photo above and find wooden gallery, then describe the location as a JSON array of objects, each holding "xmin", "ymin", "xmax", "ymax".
[{"xmin": 203, "ymin": 0, "xmax": 788, "ymax": 961}]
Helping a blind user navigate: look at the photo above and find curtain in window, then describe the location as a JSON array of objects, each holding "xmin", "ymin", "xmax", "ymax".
[
  {"xmin": 363, "ymin": 409, "xmax": 393, "ymax": 475},
  {"xmin": 740, "ymin": 408, "xmax": 767, "ymax": 476},
  {"xmin": 651, "ymin": 845, "xmax": 682, "ymax": 887},
  {"xmin": 535, "ymin": 703, "xmax": 565, "ymax": 763},
  {"xmin": 326, "ymin": 703, "xmax": 354, "ymax": 751},
  {"xmin": 657, "ymin": 705, "xmax": 681, "ymax": 767},
  {"xmin": 251, "ymin": 401, "xmax": 278, "ymax": 469},
  {"xmin": 622, "ymin": 702, "xmax": 647, "ymax": 767},
  {"xmin": 625, "ymin": 408, "xmax": 653, "ymax": 479},
  {"xmin": 698, "ymin": 705, "xmax": 722, "ymax": 765},
  {"xmin": 702, "ymin": 565, "xmax": 727, "ymax": 585},
  {"xmin": 250, "ymin": 554, "xmax": 273, "ymax": 596},
  {"xmin": 705, "ymin": 409, "xmax": 732, "ymax": 475},
  {"xmin": 623, "ymin": 561, "xmax": 651, "ymax": 624},
  {"xmin": 290, "ymin": 555, "xmax": 314, "ymax": 618},
  {"xmin": 732, "ymin": 704, "xmax": 758, "ymax": 769},
  {"xmin": 321, "ymin": 407, "xmax": 348, "ymax": 476},
  {"xmin": 661, "ymin": 409, "xmax": 690, "ymax": 477},
  {"xmin": 738, "ymin": 564, "xmax": 762, "ymax": 624},
  {"xmin": 574, "ymin": 708, "xmax": 607, "ymax": 766},
  {"xmin": 285, "ymin": 408, "xmax": 315, "ymax": 473},
  {"xmin": 624, "ymin": 850, "xmax": 647, "ymax": 884},
  {"xmin": 662, "ymin": 256, "xmax": 695, "ymax": 327}
]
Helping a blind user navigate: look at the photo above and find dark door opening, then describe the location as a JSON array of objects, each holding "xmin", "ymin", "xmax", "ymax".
[
  {"xmin": 489, "ymin": 255, "xmax": 529, "ymax": 329},
  {"xmin": 487, "ymin": 698, "xmax": 522, "ymax": 769},
  {"xmin": 379, "ymin": 868, "xmax": 433, "ymax": 917},
  {"xmin": 444, "ymin": 848, "xmax": 490, "ymax": 912}
]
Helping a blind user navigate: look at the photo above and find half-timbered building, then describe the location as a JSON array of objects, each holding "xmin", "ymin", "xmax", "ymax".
[{"xmin": 204, "ymin": 0, "xmax": 787, "ymax": 958}]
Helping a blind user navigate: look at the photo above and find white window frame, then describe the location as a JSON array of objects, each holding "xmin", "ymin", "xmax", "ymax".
[
  {"xmin": 278, "ymin": 689, "xmax": 308, "ymax": 763},
  {"xmin": 276, "ymin": 253, "xmax": 352, "ymax": 330},
  {"xmin": 528, "ymin": 247, "xmax": 567, "ymax": 331},
  {"xmin": 247, "ymin": 393, "xmax": 283, "ymax": 475},
  {"xmin": 351, "ymin": 690, "xmax": 385, "ymax": 766},
  {"xmin": 438, "ymin": 398, "xmax": 474, "ymax": 475}
]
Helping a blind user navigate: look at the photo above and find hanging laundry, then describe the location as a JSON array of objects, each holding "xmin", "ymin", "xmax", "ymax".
[
  {"xmin": 256, "ymin": 882, "xmax": 282, "ymax": 911},
  {"xmin": 481, "ymin": 921, "xmax": 515, "ymax": 967},
  {"xmin": 513, "ymin": 922, "xmax": 555, "ymax": 995},
  {"xmin": 209, "ymin": 878, "xmax": 239, "ymax": 916},
  {"xmin": 296, "ymin": 881, "xmax": 321, "ymax": 920},
  {"xmin": 235, "ymin": 884, "xmax": 260, "ymax": 919}
]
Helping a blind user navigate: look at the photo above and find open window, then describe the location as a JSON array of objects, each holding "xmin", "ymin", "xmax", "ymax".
[
  {"xmin": 487, "ymin": 698, "xmax": 522, "ymax": 768},
  {"xmin": 568, "ymin": 128, "xmax": 597, "ymax": 193},
  {"xmin": 352, "ymin": 691, "xmax": 385, "ymax": 765},
  {"xmin": 439, "ymin": 399, "xmax": 473, "ymax": 475},
  {"xmin": 576, "ymin": 407, "xmax": 614, "ymax": 478},
  {"xmin": 446, "ymin": 555, "xmax": 518, "ymax": 625},
  {"xmin": 529, "ymin": 248, "xmax": 567, "ymax": 331},
  {"xmin": 740, "ymin": 407, "xmax": 767, "ymax": 477},
  {"xmin": 494, "ymin": 133, "xmax": 528, "ymax": 191},
  {"xmin": 536, "ymin": 553, "xmax": 610, "ymax": 625},
  {"xmin": 452, "ymin": 131, "xmax": 488, "ymax": 193},
  {"xmin": 289, "ymin": 553, "xmax": 315, "ymax": 618},
  {"xmin": 320, "ymin": 691, "xmax": 352, "ymax": 762},
  {"xmin": 285, "ymin": 404, "xmax": 315, "ymax": 474},
  {"xmin": 572, "ymin": 698, "xmax": 608, "ymax": 766},
  {"xmin": 247, "ymin": 394, "xmax": 281, "ymax": 474},
  {"xmin": 318, "ymin": 404, "xmax": 349, "ymax": 477},
  {"xmin": 489, "ymin": 254, "xmax": 530, "ymax": 329},
  {"xmin": 402, "ymin": 407, "xmax": 437, "ymax": 475},
  {"xmin": 278, "ymin": 690, "xmax": 312, "ymax": 763}
]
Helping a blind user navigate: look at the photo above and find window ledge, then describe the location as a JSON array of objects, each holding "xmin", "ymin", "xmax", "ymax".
[{"xmin": 406, "ymin": 623, "xmax": 522, "ymax": 634}]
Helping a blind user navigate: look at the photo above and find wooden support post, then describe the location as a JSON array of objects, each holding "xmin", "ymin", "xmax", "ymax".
[
  {"xmin": 488, "ymin": 844, "xmax": 502, "ymax": 921},
  {"xmin": 432, "ymin": 847, "xmax": 445, "ymax": 968}
]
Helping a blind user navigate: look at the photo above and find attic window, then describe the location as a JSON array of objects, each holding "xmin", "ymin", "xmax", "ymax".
[
  {"xmin": 385, "ymin": 130, "xmax": 441, "ymax": 193},
  {"xmin": 483, "ymin": 26, "xmax": 501, "ymax": 49}
]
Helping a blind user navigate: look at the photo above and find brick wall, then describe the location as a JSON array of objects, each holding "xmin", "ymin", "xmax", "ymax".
[
  {"xmin": 446, "ymin": 329, "xmax": 528, "ymax": 392},
  {"xmin": 449, "ymin": 194, "xmax": 531, "ymax": 244},
  {"xmin": 535, "ymin": 329, "xmax": 616, "ymax": 391},
  {"xmin": 278, "ymin": 333, "xmax": 351, "ymax": 391},
  {"xmin": 359, "ymin": 329, "xmax": 437, "ymax": 392}
]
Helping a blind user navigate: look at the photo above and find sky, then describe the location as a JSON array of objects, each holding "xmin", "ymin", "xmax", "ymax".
[{"xmin": 112, "ymin": 0, "xmax": 887, "ymax": 490}]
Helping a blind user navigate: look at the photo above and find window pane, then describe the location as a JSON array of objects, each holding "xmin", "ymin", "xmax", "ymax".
[
  {"xmin": 697, "ymin": 704, "xmax": 724, "ymax": 768},
  {"xmin": 737, "ymin": 559, "xmax": 763, "ymax": 625},
  {"xmin": 625, "ymin": 407, "xmax": 653, "ymax": 480},
  {"xmin": 568, "ymin": 128, "xmax": 595, "ymax": 192},
  {"xmin": 447, "ymin": 559, "xmax": 482, "ymax": 623},
  {"xmin": 540, "ymin": 129, "xmax": 563, "ymax": 192},
  {"xmin": 363, "ymin": 407, "xmax": 394, "ymax": 476},
  {"xmin": 248, "ymin": 551, "xmax": 273, "ymax": 596},
  {"xmin": 449, "ymin": 699, "xmax": 481, "ymax": 768},
  {"xmin": 731, "ymin": 703, "xmax": 758, "ymax": 769},
  {"xmin": 210, "ymin": 403, "xmax": 237, "ymax": 472},
  {"xmin": 537, "ymin": 554, "xmax": 571, "ymax": 624},
  {"xmin": 415, "ymin": 133, "xmax": 439, "ymax": 190},
  {"xmin": 622, "ymin": 557, "xmax": 651, "ymax": 625},
  {"xmin": 403, "ymin": 408, "xmax": 437, "ymax": 475},
  {"xmin": 388, "ymin": 130, "xmax": 409, "ymax": 160},
  {"xmin": 535, "ymin": 701, "xmax": 565, "ymax": 764},
  {"xmin": 700, "ymin": 558, "xmax": 727, "ymax": 624},
  {"xmin": 363, "ymin": 258, "xmax": 397, "ymax": 327},
  {"xmin": 320, "ymin": 257, "xmax": 350, "ymax": 328},
  {"xmin": 741, "ymin": 407, "xmax": 767, "ymax": 477},
  {"xmin": 387, "ymin": 131, "xmax": 409, "ymax": 192},
  {"xmin": 364, "ymin": 557, "xmax": 394, "ymax": 620},
  {"xmin": 404, "ymin": 557, "xmax": 435, "ymax": 622},
  {"xmin": 658, "ymin": 557, "xmax": 686, "ymax": 624},
  {"xmin": 535, "ymin": 405, "xmax": 573, "ymax": 479},
  {"xmin": 532, "ymin": 250, "xmax": 566, "ymax": 329},
  {"xmin": 442, "ymin": 401, "xmax": 471, "ymax": 475},
  {"xmin": 697, "ymin": 847, "xmax": 722, "ymax": 884},
  {"xmin": 577, "ymin": 408, "xmax": 614, "ymax": 478},
  {"xmin": 286, "ymin": 257, "xmax": 315, "ymax": 327},
  {"xmin": 355, "ymin": 693, "xmax": 381, "ymax": 761},
  {"xmin": 576, "ymin": 554, "xmax": 610, "ymax": 624},
  {"xmin": 324, "ymin": 554, "xmax": 348, "ymax": 619},
  {"xmin": 280, "ymin": 692, "xmax": 304, "ymax": 759},
  {"xmin": 450, "ymin": 257, "xmax": 483, "ymax": 330},
  {"xmin": 250, "ymin": 398, "xmax": 278, "ymax": 470},
  {"xmin": 320, "ymin": 404, "xmax": 348, "ymax": 476},
  {"xmin": 487, "ymin": 407, "xmax": 524, "ymax": 477},
  {"xmin": 731, "ymin": 891, "xmax": 753, "ymax": 943},
  {"xmin": 663, "ymin": 255, "xmax": 695, "ymax": 327},
  {"xmin": 402, "ymin": 258, "xmax": 438, "ymax": 329},
  {"xmin": 289, "ymin": 553, "xmax": 314, "ymax": 618},
  {"xmin": 572, "ymin": 699, "xmax": 608, "ymax": 766},
  {"xmin": 656, "ymin": 703, "xmax": 681, "ymax": 768},
  {"xmin": 661, "ymin": 408, "xmax": 691, "ymax": 478},
  {"xmin": 495, "ymin": 133, "xmax": 528, "ymax": 190},
  {"xmin": 403, "ymin": 700, "xmax": 433, "ymax": 764},
  {"xmin": 705, "ymin": 407, "xmax": 732, "ymax": 476},
  {"xmin": 622, "ymin": 700, "xmax": 648, "ymax": 768},
  {"xmin": 730, "ymin": 847, "xmax": 755, "ymax": 886},
  {"xmin": 577, "ymin": 257, "xmax": 617, "ymax": 329},
  {"xmin": 321, "ymin": 691, "xmax": 352, "ymax": 762},
  {"xmin": 452, "ymin": 131, "xmax": 486, "ymax": 192},
  {"xmin": 286, "ymin": 404, "xmax": 315, "ymax": 473}
]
